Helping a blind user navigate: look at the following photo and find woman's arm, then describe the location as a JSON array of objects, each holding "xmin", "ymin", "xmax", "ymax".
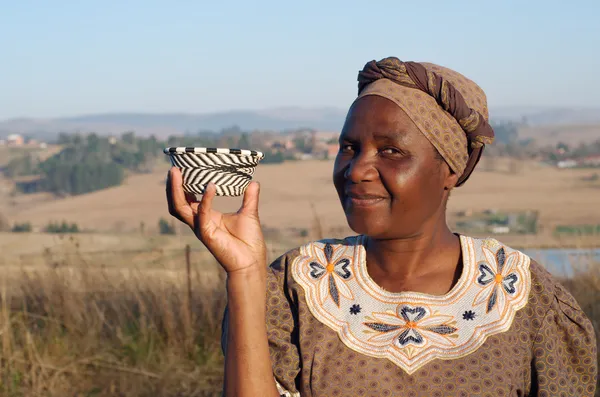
[
  {"xmin": 223, "ymin": 270, "xmax": 280, "ymax": 397},
  {"xmin": 166, "ymin": 167, "xmax": 280, "ymax": 397}
]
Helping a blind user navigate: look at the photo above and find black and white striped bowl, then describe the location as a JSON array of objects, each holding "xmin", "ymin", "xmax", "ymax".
[{"xmin": 164, "ymin": 147, "xmax": 265, "ymax": 197}]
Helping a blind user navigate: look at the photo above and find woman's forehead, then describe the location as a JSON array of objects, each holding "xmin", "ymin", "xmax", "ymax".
[{"xmin": 343, "ymin": 96, "xmax": 421, "ymax": 139}]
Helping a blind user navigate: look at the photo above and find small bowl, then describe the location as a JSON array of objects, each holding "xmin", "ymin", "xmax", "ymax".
[{"xmin": 164, "ymin": 147, "xmax": 265, "ymax": 198}]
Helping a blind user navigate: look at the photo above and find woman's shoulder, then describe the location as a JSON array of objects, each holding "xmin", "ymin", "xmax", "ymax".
[
  {"xmin": 471, "ymin": 235, "xmax": 590, "ymax": 320},
  {"xmin": 484, "ymin": 238, "xmax": 597, "ymax": 395}
]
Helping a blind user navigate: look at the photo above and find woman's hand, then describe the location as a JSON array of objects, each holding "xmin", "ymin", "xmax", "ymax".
[{"xmin": 166, "ymin": 167, "xmax": 267, "ymax": 274}]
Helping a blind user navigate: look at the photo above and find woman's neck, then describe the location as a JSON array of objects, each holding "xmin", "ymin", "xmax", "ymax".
[{"xmin": 364, "ymin": 223, "xmax": 462, "ymax": 294}]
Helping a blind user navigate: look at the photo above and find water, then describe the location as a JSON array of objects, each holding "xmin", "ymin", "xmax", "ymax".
[{"xmin": 521, "ymin": 248, "xmax": 600, "ymax": 278}]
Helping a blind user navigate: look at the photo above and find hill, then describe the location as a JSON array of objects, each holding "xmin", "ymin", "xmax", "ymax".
[
  {"xmin": 2, "ymin": 106, "xmax": 600, "ymax": 142},
  {"xmin": 517, "ymin": 124, "xmax": 600, "ymax": 146},
  {"xmin": 490, "ymin": 107, "xmax": 600, "ymax": 126},
  {"xmin": 0, "ymin": 107, "xmax": 348, "ymax": 141}
]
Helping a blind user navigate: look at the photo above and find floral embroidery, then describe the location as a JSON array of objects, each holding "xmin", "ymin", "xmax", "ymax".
[
  {"xmin": 364, "ymin": 305, "xmax": 458, "ymax": 348},
  {"xmin": 350, "ymin": 304, "xmax": 362, "ymax": 315},
  {"xmin": 474, "ymin": 246, "xmax": 520, "ymax": 314},
  {"xmin": 462, "ymin": 310, "xmax": 476, "ymax": 321},
  {"xmin": 291, "ymin": 236, "xmax": 531, "ymax": 374},
  {"xmin": 308, "ymin": 242, "xmax": 353, "ymax": 307}
]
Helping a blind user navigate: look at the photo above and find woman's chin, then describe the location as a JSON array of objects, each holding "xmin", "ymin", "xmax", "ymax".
[{"xmin": 346, "ymin": 216, "xmax": 386, "ymax": 237}]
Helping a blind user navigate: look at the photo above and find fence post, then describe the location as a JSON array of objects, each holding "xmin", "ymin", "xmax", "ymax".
[
  {"xmin": 184, "ymin": 244, "xmax": 193, "ymax": 353},
  {"xmin": 185, "ymin": 244, "xmax": 192, "ymax": 320}
]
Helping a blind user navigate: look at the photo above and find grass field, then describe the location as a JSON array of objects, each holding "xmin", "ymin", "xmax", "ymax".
[
  {"xmin": 0, "ymin": 237, "xmax": 597, "ymax": 396},
  {"xmin": 2, "ymin": 156, "xmax": 600, "ymax": 241},
  {"xmin": 0, "ymin": 155, "xmax": 599, "ymax": 396}
]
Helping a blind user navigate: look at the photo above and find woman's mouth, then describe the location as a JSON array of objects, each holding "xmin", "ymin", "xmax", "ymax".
[{"xmin": 345, "ymin": 194, "xmax": 387, "ymax": 208}]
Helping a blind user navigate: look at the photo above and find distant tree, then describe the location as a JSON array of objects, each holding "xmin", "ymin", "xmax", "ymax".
[
  {"xmin": 261, "ymin": 150, "xmax": 285, "ymax": 164},
  {"xmin": 293, "ymin": 136, "xmax": 307, "ymax": 153},
  {"xmin": 227, "ymin": 136, "xmax": 237, "ymax": 148},
  {"xmin": 57, "ymin": 133, "xmax": 73, "ymax": 144},
  {"xmin": 220, "ymin": 125, "xmax": 242, "ymax": 136},
  {"xmin": 44, "ymin": 221, "xmax": 79, "ymax": 233},
  {"xmin": 11, "ymin": 222, "xmax": 32, "ymax": 233},
  {"xmin": 490, "ymin": 121, "xmax": 518, "ymax": 145},
  {"xmin": 237, "ymin": 133, "xmax": 251, "ymax": 149},
  {"xmin": 73, "ymin": 134, "xmax": 83, "ymax": 146},
  {"xmin": 86, "ymin": 133, "xmax": 101, "ymax": 152},
  {"xmin": 158, "ymin": 218, "xmax": 176, "ymax": 235},
  {"xmin": 122, "ymin": 131, "xmax": 136, "ymax": 145}
]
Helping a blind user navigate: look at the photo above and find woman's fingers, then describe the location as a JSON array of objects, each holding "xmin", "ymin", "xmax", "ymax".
[
  {"xmin": 196, "ymin": 182, "xmax": 218, "ymax": 239},
  {"xmin": 167, "ymin": 167, "xmax": 194, "ymax": 226},
  {"xmin": 185, "ymin": 192, "xmax": 200, "ymax": 212},
  {"xmin": 239, "ymin": 181, "xmax": 260, "ymax": 218}
]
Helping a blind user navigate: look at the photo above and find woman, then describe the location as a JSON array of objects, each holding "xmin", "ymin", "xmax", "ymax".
[{"xmin": 167, "ymin": 57, "xmax": 597, "ymax": 396}]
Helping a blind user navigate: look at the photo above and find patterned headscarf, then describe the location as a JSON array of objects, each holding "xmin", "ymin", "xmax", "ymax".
[{"xmin": 356, "ymin": 57, "xmax": 495, "ymax": 186}]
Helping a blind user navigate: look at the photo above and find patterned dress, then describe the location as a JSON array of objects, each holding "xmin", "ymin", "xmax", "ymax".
[{"xmin": 221, "ymin": 235, "xmax": 598, "ymax": 396}]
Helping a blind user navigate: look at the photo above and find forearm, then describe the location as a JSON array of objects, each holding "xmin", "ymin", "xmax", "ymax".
[{"xmin": 223, "ymin": 269, "xmax": 280, "ymax": 397}]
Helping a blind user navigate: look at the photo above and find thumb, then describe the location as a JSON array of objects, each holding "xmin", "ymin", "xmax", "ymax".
[{"xmin": 239, "ymin": 181, "xmax": 260, "ymax": 217}]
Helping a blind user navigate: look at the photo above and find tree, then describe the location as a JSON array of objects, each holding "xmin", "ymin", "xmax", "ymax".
[
  {"xmin": 44, "ymin": 221, "xmax": 79, "ymax": 233},
  {"xmin": 260, "ymin": 150, "xmax": 284, "ymax": 164},
  {"xmin": 158, "ymin": 218, "xmax": 176, "ymax": 235},
  {"xmin": 86, "ymin": 133, "xmax": 100, "ymax": 152},
  {"xmin": 11, "ymin": 222, "xmax": 32, "ymax": 232},
  {"xmin": 122, "ymin": 131, "xmax": 136, "ymax": 145},
  {"xmin": 293, "ymin": 136, "xmax": 307, "ymax": 153},
  {"xmin": 490, "ymin": 121, "xmax": 518, "ymax": 145},
  {"xmin": 237, "ymin": 133, "xmax": 251, "ymax": 149}
]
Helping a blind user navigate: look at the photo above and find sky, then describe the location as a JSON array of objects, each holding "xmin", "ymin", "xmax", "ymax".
[{"xmin": 1, "ymin": 0, "xmax": 599, "ymax": 120}]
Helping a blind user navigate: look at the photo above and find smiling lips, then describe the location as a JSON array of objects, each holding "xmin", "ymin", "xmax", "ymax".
[{"xmin": 345, "ymin": 191, "xmax": 388, "ymax": 208}]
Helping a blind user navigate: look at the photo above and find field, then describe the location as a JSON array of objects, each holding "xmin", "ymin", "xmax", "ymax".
[
  {"xmin": 2, "ymin": 156, "xmax": 600, "ymax": 252},
  {"xmin": 518, "ymin": 123, "xmax": 600, "ymax": 146},
  {"xmin": 0, "ymin": 155, "xmax": 599, "ymax": 396}
]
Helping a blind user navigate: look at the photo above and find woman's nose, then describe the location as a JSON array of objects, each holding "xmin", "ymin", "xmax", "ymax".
[{"xmin": 344, "ymin": 152, "xmax": 377, "ymax": 183}]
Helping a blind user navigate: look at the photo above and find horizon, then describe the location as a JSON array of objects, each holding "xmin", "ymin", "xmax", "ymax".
[
  {"xmin": 1, "ymin": 1, "xmax": 599, "ymax": 120},
  {"xmin": 3, "ymin": 104, "xmax": 600, "ymax": 123}
]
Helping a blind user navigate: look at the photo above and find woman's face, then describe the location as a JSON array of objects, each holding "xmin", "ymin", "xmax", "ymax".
[{"xmin": 333, "ymin": 95, "xmax": 457, "ymax": 239}]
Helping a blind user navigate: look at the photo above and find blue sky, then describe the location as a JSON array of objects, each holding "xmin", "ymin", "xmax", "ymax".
[{"xmin": 1, "ymin": 0, "xmax": 598, "ymax": 120}]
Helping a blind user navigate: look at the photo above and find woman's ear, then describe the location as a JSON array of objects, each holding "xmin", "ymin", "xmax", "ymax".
[{"xmin": 442, "ymin": 161, "xmax": 459, "ymax": 191}]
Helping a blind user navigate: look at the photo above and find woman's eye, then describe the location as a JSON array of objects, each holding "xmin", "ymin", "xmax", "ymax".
[
  {"xmin": 341, "ymin": 144, "xmax": 354, "ymax": 152},
  {"xmin": 381, "ymin": 147, "xmax": 401, "ymax": 155}
]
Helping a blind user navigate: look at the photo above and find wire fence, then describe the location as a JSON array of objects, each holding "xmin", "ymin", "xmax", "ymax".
[
  {"xmin": 2, "ymin": 237, "xmax": 598, "ymax": 280},
  {"xmin": 6, "ymin": 242, "xmax": 293, "ymax": 271}
]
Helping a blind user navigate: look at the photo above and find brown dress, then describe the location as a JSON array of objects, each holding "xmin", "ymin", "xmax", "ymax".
[{"xmin": 222, "ymin": 235, "xmax": 598, "ymax": 396}]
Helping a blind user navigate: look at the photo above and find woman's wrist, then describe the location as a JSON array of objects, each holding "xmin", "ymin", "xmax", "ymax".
[
  {"xmin": 226, "ymin": 265, "xmax": 267, "ymax": 287},
  {"xmin": 226, "ymin": 266, "xmax": 268, "ymax": 310}
]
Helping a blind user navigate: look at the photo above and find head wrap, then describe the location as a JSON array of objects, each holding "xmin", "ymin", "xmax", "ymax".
[{"xmin": 356, "ymin": 57, "xmax": 494, "ymax": 186}]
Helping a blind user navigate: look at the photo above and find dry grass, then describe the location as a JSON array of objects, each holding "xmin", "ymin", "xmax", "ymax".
[
  {"xmin": 0, "ymin": 236, "xmax": 598, "ymax": 396},
  {"xmin": 560, "ymin": 265, "xmax": 600, "ymax": 396},
  {"xmin": 0, "ymin": 254, "xmax": 228, "ymax": 397}
]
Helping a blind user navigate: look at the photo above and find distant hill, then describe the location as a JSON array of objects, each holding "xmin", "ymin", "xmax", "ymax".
[
  {"xmin": 0, "ymin": 107, "xmax": 348, "ymax": 141},
  {"xmin": 1, "ymin": 106, "xmax": 599, "ymax": 142},
  {"xmin": 489, "ymin": 106, "xmax": 600, "ymax": 125}
]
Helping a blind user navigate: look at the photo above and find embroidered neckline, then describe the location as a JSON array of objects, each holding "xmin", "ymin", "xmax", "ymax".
[
  {"xmin": 291, "ymin": 235, "xmax": 531, "ymax": 374},
  {"xmin": 354, "ymin": 234, "xmax": 473, "ymax": 301}
]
